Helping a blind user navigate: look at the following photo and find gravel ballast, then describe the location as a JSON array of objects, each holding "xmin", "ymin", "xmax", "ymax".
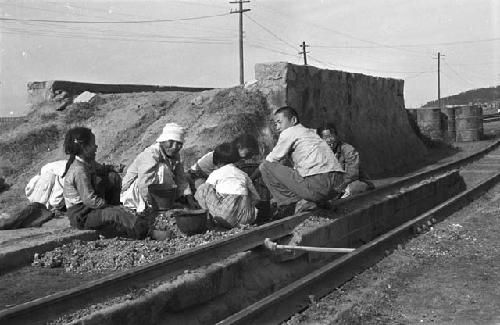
[
  {"xmin": 286, "ymin": 184, "xmax": 500, "ymax": 325},
  {"xmin": 33, "ymin": 211, "xmax": 252, "ymax": 274}
]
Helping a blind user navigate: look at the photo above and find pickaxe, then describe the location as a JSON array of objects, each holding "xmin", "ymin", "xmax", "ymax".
[{"xmin": 264, "ymin": 238, "xmax": 355, "ymax": 253}]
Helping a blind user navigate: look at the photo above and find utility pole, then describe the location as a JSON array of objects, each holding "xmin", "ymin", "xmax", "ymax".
[
  {"xmin": 299, "ymin": 41, "xmax": 309, "ymax": 65},
  {"xmin": 438, "ymin": 52, "xmax": 441, "ymax": 110},
  {"xmin": 230, "ymin": 0, "xmax": 250, "ymax": 85}
]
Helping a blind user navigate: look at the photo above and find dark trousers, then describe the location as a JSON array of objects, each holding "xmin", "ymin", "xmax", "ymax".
[
  {"xmin": 67, "ymin": 172, "xmax": 149, "ymax": 239},
  {"xmin": 259, "ymin": 161, "xmax": 345, "ymax": 206}
]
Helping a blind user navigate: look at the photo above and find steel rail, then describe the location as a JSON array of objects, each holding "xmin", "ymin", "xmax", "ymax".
[
  {"xmin": 220, "ymin": 169, "xmax": 500, "ymax": 325},
  {"xmin": 0, "ymin": 139, "xmax": 499, "ymax": 324}
]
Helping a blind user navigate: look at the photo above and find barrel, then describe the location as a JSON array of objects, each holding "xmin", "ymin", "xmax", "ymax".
[
  {"xmin": 455, "ymin": 105, "xmax": 483, "ymax": 142},
  {"xmin": 417, "ymin": 108, "xmax": 444, "ymax": 141},
  {"xmin": 406, "ymin": 108, "xmax": 418, "ymax": 122},
  {"xmin": 441, "ymin": 107, "xmax": 456, "ymax": 142}
]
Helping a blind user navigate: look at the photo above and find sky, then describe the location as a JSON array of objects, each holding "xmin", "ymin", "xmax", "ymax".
[{"xmin": 0, "ymin": 0, "xmax": 499, "ymax": 116}]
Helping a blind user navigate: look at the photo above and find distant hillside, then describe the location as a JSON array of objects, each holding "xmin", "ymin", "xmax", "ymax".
[{"xmin": 423, "ymin": 85, "xmax": 500, "ymax": 107}]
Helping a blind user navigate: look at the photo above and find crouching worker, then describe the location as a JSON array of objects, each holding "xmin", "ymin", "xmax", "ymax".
[
  {"xmin": 121, "ymin": 122, "xmax": 198, "ymax": 213},
  {"xmin": 257, "ymin": 106, "xmax": 346, "ymax": 219},
  {"xmin": 188, "ymin": 134, "xmax": 259, "ymax": 190},
  {"xmin": 195, "ymin": 142, "xmax": 260, "ymax": 228},
  {"xmin": 63, "ymin": 127, "xmax": 149, "ymax": 239},
  {"xmin": 317, "ymin": 124, "xmax": 375, "ymax": 198}
]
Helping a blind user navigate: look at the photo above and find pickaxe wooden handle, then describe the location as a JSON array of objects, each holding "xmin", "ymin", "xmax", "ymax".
[{"xmin": 264, "ymin": 238, "xmax": 355, "ymax": 253}]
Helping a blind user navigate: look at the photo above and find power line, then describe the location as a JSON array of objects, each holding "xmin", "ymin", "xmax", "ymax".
[
  {"xmin": 254, "ymin": 3, "xmax": 432, "ymax": 57},
  {"xmin": 0, "ymin": 12, "xmax": 231, "ymax": 24},
  {"xmin": 307, "ymin": 54, "xmax": 436, "ymax": 74},
  {"xmin": 5, "ymin": 20, "xmax": 235, "ymax": 42},
  {"xmin": 0, "ymin": 27, "xmax": 234, "ymax": 45},
  {"xmin": 36, "ymin": 1, "xmax": 238, "ymax": 36},
  {"xmin": 311, "ymin": 37, "xmax": 500, "ymax": 49},
  {"xmin": 246, "ymin": 42, "xmax": 299, "ymax": 58},
  {"xmin": 243, "ymin": 13, "xmax": 297, "ymax": 52},
  {"xmin": 444, "ymin": 62, "xmax": 474, "ymax": 85}
]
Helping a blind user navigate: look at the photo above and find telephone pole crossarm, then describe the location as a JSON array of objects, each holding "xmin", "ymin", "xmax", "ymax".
[{"xmin": 299, "ymin": 41, "xmax": 310, "ymax": 65}]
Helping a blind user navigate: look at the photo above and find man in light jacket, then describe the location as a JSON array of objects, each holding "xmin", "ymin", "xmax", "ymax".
[
  {"xmin": 258, "ymin": 106, "xmax": 346, "ymax": 218},
  {"xmin": 121, "ymin": 122, "xmax": 197, "ymax": 213}
]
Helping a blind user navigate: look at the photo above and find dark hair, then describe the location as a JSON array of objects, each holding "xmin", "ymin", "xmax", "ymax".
[
  {"xmin": 213, "ymin": 142, "xmax": 239, "ymax": 166},
  {"xmin": 62, "ymin": 127, "xmax": 94, "ymax": 177},
  {"xmin": 275, "ymin": 106, "xmax": 300, "ymax": 123},
  {"xmin": 316, "ymin": 123, "xmax": 338, "ymax": 137},
  {"xmin": 232, "ymin": 134, "xmax": 259, "ymax": 155}
]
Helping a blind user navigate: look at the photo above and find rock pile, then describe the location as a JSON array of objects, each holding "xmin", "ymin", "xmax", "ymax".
[{"xmin": 32, "ymin": 213, "xmax": 252, "ymax": 274}]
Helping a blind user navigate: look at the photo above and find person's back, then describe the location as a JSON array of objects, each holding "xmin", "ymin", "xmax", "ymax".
[
  {"xmin": 195, "ymin": 143, "xmax": 260, "ymax": 228},
  {"xmin": 208, "ymin": 164, "xmax": 250, "ymax": 195},
  {"xmin": 271, "ymin": 123, "xmax": 342, "ymax": 177}
]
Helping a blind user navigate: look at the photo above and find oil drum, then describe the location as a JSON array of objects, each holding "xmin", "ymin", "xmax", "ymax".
[
  {"xmin": 455, "ymin": 105, "xmax": 483, "ymax": 142},
  {"xmin": 417, "ymin": 108, "xmax": 444, "ymax": 141}
]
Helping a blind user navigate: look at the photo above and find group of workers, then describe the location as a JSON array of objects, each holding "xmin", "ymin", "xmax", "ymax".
[{"xmin": 54, "ymin": 106, "xmax": 374, "ymax": 239}]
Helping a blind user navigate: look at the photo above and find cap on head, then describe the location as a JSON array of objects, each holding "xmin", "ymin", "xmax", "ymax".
[{"xmin": 156, "ymin": 122, "xmax": 185, "ymax": 143}]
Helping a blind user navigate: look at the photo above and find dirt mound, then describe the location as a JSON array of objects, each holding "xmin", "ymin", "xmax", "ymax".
[{"xmin": 0, "ymin": 86, "xmax": 273, "ymax": 214}]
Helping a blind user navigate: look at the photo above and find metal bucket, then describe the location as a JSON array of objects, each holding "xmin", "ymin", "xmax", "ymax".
[
  {"xmin": 455, "ymin": 105, "xmax": 483, "ymax": 142},
  {"xmin": 148, "ymin": 184, "xmax": 176, "ymax": 211},
  {"xmin": 174, "ymin": 209, "xmax": 208, "ymax": 235},
  {"xmin": 417, "ymin": 108, "xmax": 445, "ymax": 141}
]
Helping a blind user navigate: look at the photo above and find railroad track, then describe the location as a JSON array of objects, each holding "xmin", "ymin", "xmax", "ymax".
[
  {"xmin": 483, "ymin": 113, "xmax": 500, "ymax": 123},
  {"xmin": 1, "ymin": 140, "xmax": 500, "ymax": 325},
  {"xmin": 221, "ymin": 149, "xmax": 500, "ymax": 324}
]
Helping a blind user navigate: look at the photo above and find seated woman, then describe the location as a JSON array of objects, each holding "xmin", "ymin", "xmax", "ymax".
[
  {"xmin": 188, "ymin": 134, "xmax": 259, "ymax": 190},
  {"xmin": 63, "ymin": 127, "xmax": 149, "ymax": 239},
  {"xmin": 195, "ymin": 142, "xmax": 260, "ymax": 229},
  {"xmin": 121, "ymin": 122, "xmax": 198, "ymax": 213},
  {"xmin": 317, "ymin": 124, "xmax": 375, "ymax": 198}
]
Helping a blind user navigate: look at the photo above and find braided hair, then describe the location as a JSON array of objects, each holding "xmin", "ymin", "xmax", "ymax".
[{"xmin": 62, "ymin": 127, "xmax": 94, "ymax": 177}]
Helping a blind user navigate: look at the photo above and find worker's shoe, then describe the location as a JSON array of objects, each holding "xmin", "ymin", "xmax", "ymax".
[
  {"xmin": 271, "ymin": 203, "xmax": 296, "ymax": 220},
  {"xmin": 294, "ymin": 199, "xmax": 317, "ymax": 214}
]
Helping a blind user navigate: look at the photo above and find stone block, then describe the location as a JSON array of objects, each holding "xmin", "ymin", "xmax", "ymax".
[{"xmin": 254, "ymin": 62, "xmax": 428, "ymax": 177}]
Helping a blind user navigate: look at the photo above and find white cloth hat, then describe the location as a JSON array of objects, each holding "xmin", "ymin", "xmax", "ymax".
[{"xmin": 156, "ymin": 122, "xmax": 185, "ymax": 143}]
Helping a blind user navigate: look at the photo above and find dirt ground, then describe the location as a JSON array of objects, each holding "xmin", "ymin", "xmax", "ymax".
[{"xmin": 287, "ymin": 182, "xmax": 500, "ymax": 325}]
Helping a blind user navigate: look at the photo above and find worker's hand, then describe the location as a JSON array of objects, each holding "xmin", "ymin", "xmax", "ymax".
[
  {"xmin": 112, "ymin": 164, "xmax": 125, "ymax": 173},
  {"xmin": 250, "ymin": 166, "xmax": 261, "ymax": 181},
  {"xmin": 185, "ymin": 195, "xmax": 201, "ymax": 210}
]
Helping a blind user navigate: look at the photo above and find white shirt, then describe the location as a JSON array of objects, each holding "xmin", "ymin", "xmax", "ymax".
[
  {"xmin": 206, "ymin": 164, "xmax": 259, "ymax": 197},
  {"xmin": 190, "ymin": 151, "xmax": 216, "ymax": 175},
  {"xmin": 266, "ymin": 123, "xmax": 344, "ymax": 177}
]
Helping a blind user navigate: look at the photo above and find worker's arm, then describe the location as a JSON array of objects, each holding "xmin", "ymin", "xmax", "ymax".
[
  {"xmin": 342, "ymin": 144, "xmax": 360, "ymax": 184},
  {"xmin": 265, "ymin": 130, "xmax": 295, "ymax": 164}
]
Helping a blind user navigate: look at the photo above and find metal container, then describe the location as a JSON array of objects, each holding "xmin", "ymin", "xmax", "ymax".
[
  {"xmin": 174, "ymin": 209, "xmax": 208, "ymax": 235},
  {"xmin": 441, "ymin": 107, "xmax": 457, "ymax": 142},
  {"xmin": 455, "ymin": 105, "xmax": 483, "ymax": 142},
  {"xmin": 148, "ymin": 184, "xmax": 177, "ymax": 211},
  {"xmin": 417, "ymin": 108, "xmax": 444, "ymax": 141}
]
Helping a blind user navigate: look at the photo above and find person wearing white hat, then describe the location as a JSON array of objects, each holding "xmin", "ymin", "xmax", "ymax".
[{"xmin": 120, "ymin": 123, "xmax": 198, "ymax": 213}]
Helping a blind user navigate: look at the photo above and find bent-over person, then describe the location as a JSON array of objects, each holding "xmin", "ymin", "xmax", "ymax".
[{"xmin": 195, "ymin": 142, "xmax": 260, "ymax": 228}]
